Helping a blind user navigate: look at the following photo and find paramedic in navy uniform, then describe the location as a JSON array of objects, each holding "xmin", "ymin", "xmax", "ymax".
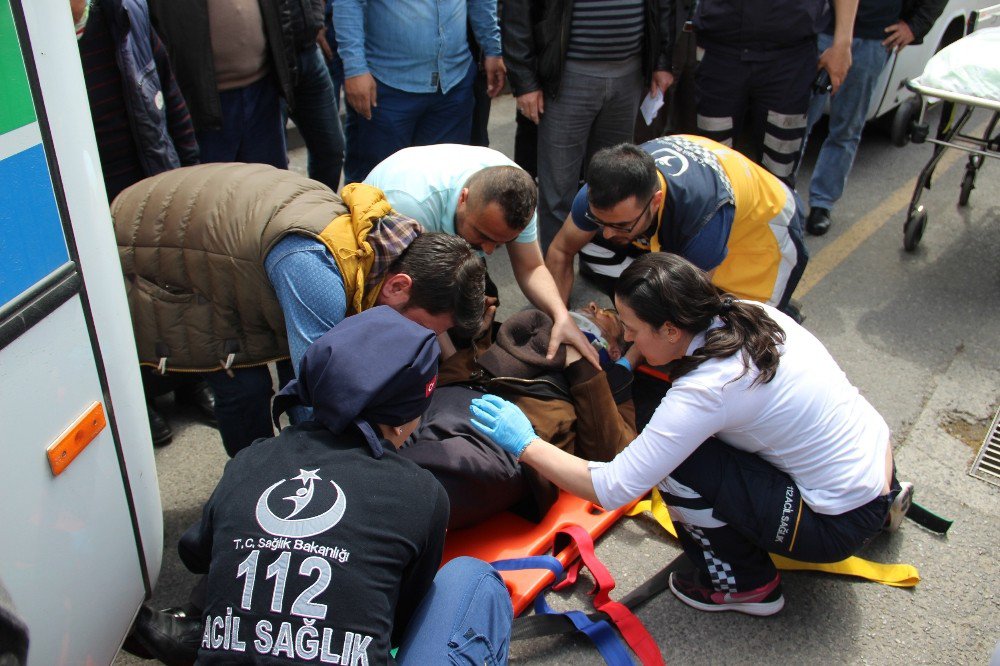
[
  {"xmin": 470, "ymin": 253, "xmax": 911, "ymax": 617},
  {"xmin": 178, "ymin": 305, "xmax": 513, "ymax": 664}
]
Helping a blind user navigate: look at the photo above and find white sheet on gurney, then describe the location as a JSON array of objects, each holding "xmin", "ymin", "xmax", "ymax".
[{"xmin": 912, "ymin": 27, "xmax": 1000, "ymax": 102}]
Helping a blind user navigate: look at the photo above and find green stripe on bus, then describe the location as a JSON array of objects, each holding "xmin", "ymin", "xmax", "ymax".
[{"xmin": 0, "ymin": 0, "xmax": 36, "ymax": 136}]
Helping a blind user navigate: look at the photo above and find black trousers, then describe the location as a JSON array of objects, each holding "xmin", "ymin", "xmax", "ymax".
[
  {"xmin": 662, "ymin": 437, "xmax": 897, "ymax": 591},
  {"xmin": 695, "ymin": 42, "xmax": 817, "ymax": 186}
]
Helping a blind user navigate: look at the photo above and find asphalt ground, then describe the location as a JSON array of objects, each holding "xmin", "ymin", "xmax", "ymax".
[{"xmin": 117, "ymin": 93, "xmax": 999, "ymax": 665}]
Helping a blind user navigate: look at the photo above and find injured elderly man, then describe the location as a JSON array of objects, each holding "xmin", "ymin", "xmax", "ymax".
[{"xmin": 398, "ymin": 303, "xmax": 638, "ymax": 529}]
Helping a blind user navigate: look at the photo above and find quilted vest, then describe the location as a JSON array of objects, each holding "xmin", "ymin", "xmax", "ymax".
[{"xmin": 114, "ymin": 162, "xmax": 389, "ymax": 372}]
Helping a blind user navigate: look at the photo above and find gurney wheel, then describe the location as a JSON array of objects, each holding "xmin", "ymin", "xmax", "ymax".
[
  {"xmin": 958, "ymin": 165, "xmax": 976, "ymax": 207},
  {"xmin": 891, "ymin": 97, "xmax": 920, "ymax": 147},
  {"xmin": 903, "ymin": 207, "xmax": 927, "ymax": 252}
]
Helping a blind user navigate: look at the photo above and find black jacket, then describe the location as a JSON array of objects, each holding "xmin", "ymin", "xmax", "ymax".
[
  {"xmin": 148, "ymin": 0, "xmax": 296, "ymax": 130},
  {"xmin": 901, "ymin": 0, "xmax": 948, "ymax": 44},
  {"xmin": 835, "ymin": 0, "xmax": 947, "ymax": 44},
  {"xmin": 693, "ymin": 0, "xmax": 828, "ymax": 54},
  {"xmin": 180, "ymin": 422, "xmax": 449, "ymax": 664},
  {"xmin": 503, "ymin": 0, "xmax": 673, "ymax": 98}
]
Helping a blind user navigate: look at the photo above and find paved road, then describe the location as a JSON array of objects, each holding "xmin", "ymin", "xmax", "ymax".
[{"xmin": 117, "ymin": 94, "xmax": 1000, "ymax": 665}]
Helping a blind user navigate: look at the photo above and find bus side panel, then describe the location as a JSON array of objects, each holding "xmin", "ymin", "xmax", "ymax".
[
  {"xmin": 18, "ymin": 0, "xmax": 163, "ymax": 583},
  {"xmin": 0, "ymin": 298, "xmax": 146, "ymax": 665}
]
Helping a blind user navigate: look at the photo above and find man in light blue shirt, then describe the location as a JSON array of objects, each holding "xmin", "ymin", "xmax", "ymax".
[
  {"xmin": 366, "ymin": 144, "xmax": 600, "ymax": 367},
  {"xmin": 334, "ymin": 0, "xmax": 506, "ymax": 182}
]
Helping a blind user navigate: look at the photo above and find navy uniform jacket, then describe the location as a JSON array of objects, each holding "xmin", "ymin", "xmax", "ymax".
[{"xmin": 179, "ymin": 422, "xmax": 449, "ymax": 664}]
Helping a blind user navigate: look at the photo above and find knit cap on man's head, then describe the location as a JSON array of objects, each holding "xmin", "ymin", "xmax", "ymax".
[
  {"xmin": 273, "ymin": 306, "xmax": 440, "ymax": 456},
  {"xmin": 477, "ymin": 309, "xmax": 566, "ymax": 379}
]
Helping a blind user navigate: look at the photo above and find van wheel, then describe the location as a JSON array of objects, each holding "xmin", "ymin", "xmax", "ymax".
[{"xmin": 891, "ymin": 97, "xmax": 920, "ymax": 147}]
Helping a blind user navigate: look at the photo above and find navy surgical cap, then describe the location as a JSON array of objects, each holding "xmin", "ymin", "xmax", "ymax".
[{"xmin": 273, "ymin": 306, "xmax": 440, "ymax": 457}]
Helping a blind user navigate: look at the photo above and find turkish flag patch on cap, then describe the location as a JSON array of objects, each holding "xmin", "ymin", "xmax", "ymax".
[{"xmin": 425, "ymin": 375, "xmax": 438, "ymax": 397}]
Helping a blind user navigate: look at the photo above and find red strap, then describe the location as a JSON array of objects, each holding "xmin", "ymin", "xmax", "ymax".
[
  {"xmin": 552, "ymin": 559, "xmax": 581, "ymax": 591},
  {"xmin": 556, "ymin": 525, "xmax": 665, "ymax": 666},
  {"xmin": 637, "ymin": 364, "xmax": 671, "ymax": 382}
]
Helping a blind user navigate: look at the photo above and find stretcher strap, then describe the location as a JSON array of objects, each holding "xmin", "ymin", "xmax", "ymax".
[
  {"xmin": 906, "ymin": 501, "xmax": 953, "ymax": 534},
  {"xmin": 492, "ymin": 555, "xmax": 635, "ymax": 664},
  {"xmin": 629, "ymin": 489, "xmax": 921, "ymax": 587},
  {"xmin": 512, "ymin": 553, "xmax": 688, "ymax": 641},
  {"xmin": 552, "ymin": 559, "xmax": 582, "ymax": 591},
  {"xmin": 556, "ymin": 525, "xmax": 665, "ymax": 666},
  {"xmin": 636, "ymin": 364, "xmax": 671, "ymax": 382}
]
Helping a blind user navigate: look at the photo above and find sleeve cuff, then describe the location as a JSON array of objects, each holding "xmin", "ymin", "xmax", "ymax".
[{"xmin": 565, "ymin": 358, "xmax": 601, "ymax": 385}]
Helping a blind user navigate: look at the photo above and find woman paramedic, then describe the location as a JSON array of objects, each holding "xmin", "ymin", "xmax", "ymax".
[{"xmin": 470, "ymin": 252, "xmax": 911, "ymax": 617}]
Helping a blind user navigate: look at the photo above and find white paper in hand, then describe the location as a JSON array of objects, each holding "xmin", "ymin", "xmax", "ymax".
[{"xmin": 640, "ymin": 90, "xmax": 664, "ymax": 126}]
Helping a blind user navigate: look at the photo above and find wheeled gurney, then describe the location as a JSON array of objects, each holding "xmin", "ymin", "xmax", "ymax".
[{"xmin": 895, "ymin": 10, "xmax": 1000, "ymax": 250}]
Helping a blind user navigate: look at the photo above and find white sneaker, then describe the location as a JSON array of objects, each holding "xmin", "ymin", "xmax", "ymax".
[{"xmin": 884, "ymin": 481, "xmax": 914, "ymax": 532}]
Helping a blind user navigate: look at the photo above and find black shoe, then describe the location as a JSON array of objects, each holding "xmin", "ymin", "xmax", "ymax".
[
  {"xmin": 123, "ymin": 605, "xmax": 201, "ymax": 666},
  {"xmin": 147, "ymin": 404, "xmax": 173, "ymax": 447},
  {"xmin": 781, "ymin": 301, "xmax": 805, "ymax": 325},
  {"xmin": 806, "ymin": 207, "xmax": 832, "ymax": 236},
  {"xmin": 177, "ymin": 380, "xmax": 218, "ymax": 427}
]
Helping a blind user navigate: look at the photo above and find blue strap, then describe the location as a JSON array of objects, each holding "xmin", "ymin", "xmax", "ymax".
[
  {"xmin": 491, "ymin": 555, "xmax": 564, "ymax": 578},
  {"xmin": 492, "ymin": 556, "xmax": 635, "ymax": 665},
  {"xmin": 533, "ymin": 594, "xmax": 634, "ymax": 665}
]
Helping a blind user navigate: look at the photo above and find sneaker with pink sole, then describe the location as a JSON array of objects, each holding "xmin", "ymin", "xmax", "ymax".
[{"xmin": 669, "ymin": 570, "xmax": 785, "ymax": 616}]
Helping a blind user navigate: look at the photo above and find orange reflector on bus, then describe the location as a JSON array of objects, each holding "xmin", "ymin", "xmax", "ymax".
[{"xmin": 47, "ymin": 402, "xmax": 106, "ymax": 476}]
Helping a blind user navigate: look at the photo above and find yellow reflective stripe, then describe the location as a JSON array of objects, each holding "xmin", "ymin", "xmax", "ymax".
[{"xmin": 788, "ymin": 497, "xmax": 803, "ymax": 552}]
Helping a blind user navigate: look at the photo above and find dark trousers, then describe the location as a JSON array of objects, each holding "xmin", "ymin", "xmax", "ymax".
[
  {"xmin": 342, "ymin": 61, "xmax": 476, "ymax": 183},
  {"xmin": 513, "ymin": 111, "xmax": 538, "ymax": 178},
  {"xmin": 695, "ymin": 43, "xmax": 816, "ymax": 186},
  {"xmin": 202, "ymin": 360, "xmax": 295, "ymax": 457},
  {"xmin": 662, "ymin": 437, "xmax": 896, "ymax": 591},
  {"xmin": 470, "ymin": 67, "xmax": 491, "ymax": 148},
  {"xmin": 289, "ymin": 44, "xmax": 345, "ymax": 191},
  {"xmin": 196, "ymin": 76, "xmax": 287, "ymax": 169}
]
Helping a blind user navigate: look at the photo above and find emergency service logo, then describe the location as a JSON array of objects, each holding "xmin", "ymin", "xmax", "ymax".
[
  {"xmin": 255, "ymin": 469, "xmax": 346, "ymax": 538},
  {"xmin": 649, "ymin": 145, "xmax": 690, "ymax": 177}
]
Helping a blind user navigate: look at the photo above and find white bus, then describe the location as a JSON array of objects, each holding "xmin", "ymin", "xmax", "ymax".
[{"xmin": 0, "ymin": 0, "xmax": 162, "ymax": 662}]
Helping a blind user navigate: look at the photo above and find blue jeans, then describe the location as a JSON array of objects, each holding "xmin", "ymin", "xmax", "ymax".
[
  {"xmin": 804, "ymin": 34, "xmax": 890, "ymax": 211},
  {"xmin": 343, "ymin": 61, "xmax": 476, "ymax": 183},
  {"xmin": 196, "ymin": 76, "xmax": 288, "ymax": 169},
  {"xmin": 289, "ymin": 45, "xmax": 345, "ymax": 191},
  {"xmin": 202, "ymin": 236, "xmax": 346, "ymax": 455},
  {"xmin": 397, "ymin": 557, "xmax": 513, "ymax": 665},
  {"xmin": 203, "ymin": 366, "xmax": 275, "ymax": 457}
]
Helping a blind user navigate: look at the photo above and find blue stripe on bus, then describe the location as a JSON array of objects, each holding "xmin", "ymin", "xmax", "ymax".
[{"xmin": 0, "ymin": 143, "xmax": 68, "ymax": 308}]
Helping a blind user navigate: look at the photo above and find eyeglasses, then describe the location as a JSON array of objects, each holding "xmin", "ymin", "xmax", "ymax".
[{"xmin": 583, "ymin": 195, "xmax": 654, "ymax": 234}]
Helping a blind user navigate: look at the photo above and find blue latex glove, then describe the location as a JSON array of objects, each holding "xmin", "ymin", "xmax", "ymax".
[{"xmin": 469, "ymin": 394, "xmax": 537, "ymax": 460}]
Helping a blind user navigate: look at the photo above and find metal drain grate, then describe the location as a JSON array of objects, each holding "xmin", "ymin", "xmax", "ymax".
[{"xmin": 969, "ymin": 406, "xmax": 1000, "ymax": 486}]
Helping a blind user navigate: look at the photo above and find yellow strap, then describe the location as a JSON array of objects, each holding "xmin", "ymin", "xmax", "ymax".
[{"xmin": 628, "ymin": 489, "xmax": 920, "ymax": 588}]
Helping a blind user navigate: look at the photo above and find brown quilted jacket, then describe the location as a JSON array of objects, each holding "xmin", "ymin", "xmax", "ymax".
[
  {"xmin": 439, "ymin": 331, "xmax": 637, "ymax": 514},
  {"xmin": 113, "ymin": 162, "xmax": 347, "ymax": 373}
]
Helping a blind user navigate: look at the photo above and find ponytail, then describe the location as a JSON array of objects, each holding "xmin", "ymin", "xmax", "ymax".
[{"xmin": 615, "ymin": 254, "xmax": 784, "ymax": 386}]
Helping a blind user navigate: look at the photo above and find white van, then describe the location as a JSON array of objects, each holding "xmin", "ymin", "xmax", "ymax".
[
  {"xmin": 866, "ymin": 0, "xmax": 995, "ymax": 140},
  {"xmin": 0, "ymin": 0, "xmax": 162, "ymax": 663}
]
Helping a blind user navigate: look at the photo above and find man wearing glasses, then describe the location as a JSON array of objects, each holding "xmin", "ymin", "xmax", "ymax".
[{"xmin": 546, "ymin": 136, "xmax": 808, "ymax": 319}]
